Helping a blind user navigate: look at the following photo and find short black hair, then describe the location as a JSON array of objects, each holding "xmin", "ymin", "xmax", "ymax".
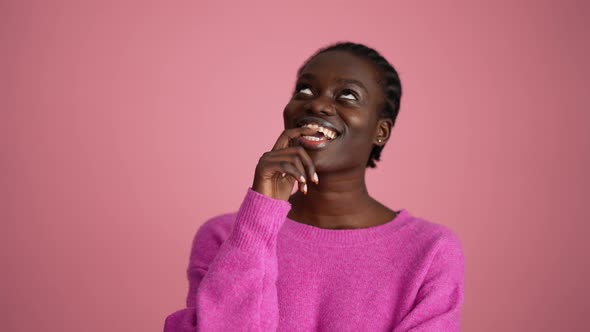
[{"xmin": 297, "ymin": 42, "xmax": 402, "ymax": 168}]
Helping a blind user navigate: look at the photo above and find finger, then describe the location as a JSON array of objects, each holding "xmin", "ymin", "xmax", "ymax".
[
  {"xmin": 289, "ymin": 154, "xmax": 308, "ymax": 192},
  {"xmin": 271, "ymin": 161, "xmax": 307, "ymax": 194},
  {"xmin": 272, "ymin": 127, "xmax": 317, "ymax": 151},
  {"xmin": 266, "ymin": 155, "xmax": 307, "ymax": 185},
  {"xmin": 283, "ymin": 157, "xmax": 308, "ymax": 195},
  {"xmin": 273, "ymin": 146, "xmax": 317, "ymax": 184}
]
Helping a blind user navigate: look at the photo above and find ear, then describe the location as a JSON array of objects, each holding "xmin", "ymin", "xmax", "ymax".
[{"xmin": 373, "ymin": 118, "xmax": 393, "ymax": 146}]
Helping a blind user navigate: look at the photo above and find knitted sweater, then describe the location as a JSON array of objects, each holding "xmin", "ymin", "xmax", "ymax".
[{"xmin": 164, "ymin": 188, "xmax": 465, "ymax": 331}]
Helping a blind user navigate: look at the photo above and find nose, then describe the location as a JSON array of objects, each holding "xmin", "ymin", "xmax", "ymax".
[{"xmin": 305, "ymin": 96, "xmax": 336, "ymax": 116}]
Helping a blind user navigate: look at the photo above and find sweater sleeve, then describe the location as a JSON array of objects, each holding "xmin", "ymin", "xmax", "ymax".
[
  {"xmin": 163, "ymin": 188, "xmax": 291, "ymax": 332},
  {"xmin": 392, "ymin": 231, "xmax": 466, "ymax": 332}
]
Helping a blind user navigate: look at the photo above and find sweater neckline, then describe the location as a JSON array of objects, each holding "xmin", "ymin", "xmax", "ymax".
[{"xmin": 281, "ymin": 209, "xmax": 412, "ymax": 246}]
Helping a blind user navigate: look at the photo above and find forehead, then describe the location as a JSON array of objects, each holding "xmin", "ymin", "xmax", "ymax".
[{"xmin": 299, "ymin": 50, "xmax": 382, "ymax": 90}]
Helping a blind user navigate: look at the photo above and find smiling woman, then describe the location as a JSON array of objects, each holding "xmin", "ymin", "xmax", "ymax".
[
  {"xmin": 290, "ymin": 43, "xmax": 402, "ymax": 169},
  {"xmin": 163, "ymin": 42, "xmax": 465, "ymax": 331}
]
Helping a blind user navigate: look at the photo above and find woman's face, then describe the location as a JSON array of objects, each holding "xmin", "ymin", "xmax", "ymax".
[{"xmin": 283, "ymin": 50, "xmax": 390, "ymax": 172}]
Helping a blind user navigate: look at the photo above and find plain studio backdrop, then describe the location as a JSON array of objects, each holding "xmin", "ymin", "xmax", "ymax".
[{"xmin": 2, "ymin": 0, "xmax": 589, "ymax": 331}]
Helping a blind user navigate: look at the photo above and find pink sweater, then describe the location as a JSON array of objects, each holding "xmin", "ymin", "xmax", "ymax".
[{"xmin": 164, "ymin": 188, "xmax": 465, "ymax": 331}]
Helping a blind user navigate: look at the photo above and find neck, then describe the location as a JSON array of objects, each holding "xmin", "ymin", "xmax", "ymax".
[{"xmin": 288, "ymin": 167, "xmax": 380, "ymax": 229}]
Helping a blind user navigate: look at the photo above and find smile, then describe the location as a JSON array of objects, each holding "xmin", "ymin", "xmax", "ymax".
[
  {"xmin": 299, "ymin": 135, "xmax": 335, "ymax": 150},
  {"xmin": 298, "ymin": 122, "xmax": 340, "ymax": 150},
  {"xmin": 297, "ymin": 118, "xmax": 340, "ymax": 150},
  {"xmin": 300, "ymin": 123, "xmax": 338, "ymax": 139}
]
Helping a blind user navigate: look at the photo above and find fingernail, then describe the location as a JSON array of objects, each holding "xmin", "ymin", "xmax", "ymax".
[
  {"xmin": 281, "ymin": 172, "xmax": 286, "ymax": 177},
  {"xmin": 303, "ymin": 184, "xmax": 307, "ymax": 194},
  {"xmin": 300, "ymin": 175, "xmax": 306, "ymax": 183},
  {"xmin": 313, "ymin": 172, "xmax": 319, "ymax": 184}
]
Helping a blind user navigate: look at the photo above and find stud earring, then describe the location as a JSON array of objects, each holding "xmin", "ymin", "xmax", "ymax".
[{"xmin": 377, "ymin": 138, "xmax": 383, "ymax": 143}]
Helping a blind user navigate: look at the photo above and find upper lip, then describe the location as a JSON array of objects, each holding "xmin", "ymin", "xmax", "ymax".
[{"xmin": 295, "ymin": 117, "xmax": 341, "ymax": 135}]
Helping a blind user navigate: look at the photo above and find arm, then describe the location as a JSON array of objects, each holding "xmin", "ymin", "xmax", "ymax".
[
  {"xmin": 163, "ymin": 188, "xmax": 291, "ymax": 332},
  {"xmin": 392, "ymin": 231, "xmax": 466, "ymax": 332}
]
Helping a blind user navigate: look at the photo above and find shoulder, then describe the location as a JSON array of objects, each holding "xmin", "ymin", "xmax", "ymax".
[
  {"xmin": 188, "ymin": 212, "xmax": 237, "ymax": 269},
  {"xmin": 400, "ymin": 211, "xmax": 465, "ymax": 265}
]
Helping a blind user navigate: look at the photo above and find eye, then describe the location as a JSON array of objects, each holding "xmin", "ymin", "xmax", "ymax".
[
  {"xmin": 339, "ymin": 89, "xmax": 358, "ymax": 101},
  {"xmin": 299, "ymin": 87, "xmax": 313, "ymax": 95},
  {"xmin": 296, "ymin": 85, "xmax": 313, "ymax": 96}
]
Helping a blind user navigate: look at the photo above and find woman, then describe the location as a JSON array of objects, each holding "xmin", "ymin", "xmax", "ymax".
[{"xmin": 164, "ymin": 42, "xmax": 465, "ymax": 331}]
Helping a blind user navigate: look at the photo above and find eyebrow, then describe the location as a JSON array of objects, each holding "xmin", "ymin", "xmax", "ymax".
[{"xmin": 298, "ymin": 73, "xmax": 369, "ymax": 95}]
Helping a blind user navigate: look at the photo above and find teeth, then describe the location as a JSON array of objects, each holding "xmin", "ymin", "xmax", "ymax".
[
  {"xmin": 302, "ymin": 123, "xmax": 337, "ymax": 139},
  {"xmin": 302, "ymin": 135, "xmax": 323, "ymax": 141}
]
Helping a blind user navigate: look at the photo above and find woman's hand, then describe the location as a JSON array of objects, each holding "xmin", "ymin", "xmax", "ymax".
[{"xmin": 252, "ymin": 127, "xmax": 319, "ymax": 201}]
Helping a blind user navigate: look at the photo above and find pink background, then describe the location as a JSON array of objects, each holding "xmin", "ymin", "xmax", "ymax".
[{"xmin": 2, "ymin": 0, "xmax": 589, "ymax": 331}]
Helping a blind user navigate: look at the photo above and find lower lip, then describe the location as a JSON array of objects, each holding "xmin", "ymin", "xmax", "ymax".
[{"xmin": 298, "ymin": 136, "xmax": 336, "ymax": 150}]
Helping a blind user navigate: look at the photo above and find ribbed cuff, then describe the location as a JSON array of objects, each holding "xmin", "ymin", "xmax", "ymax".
[{"xmin": 226, "ymin": 188, "xmax": 292, "ymax": 254}]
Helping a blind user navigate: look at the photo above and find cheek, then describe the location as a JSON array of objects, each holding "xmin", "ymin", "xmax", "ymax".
[
  {"xmin": 345, "ymin": 114, "xmax": 375, "ymax": 143},
  {"xmin": 282, "ymin": 108, "xmax": 292, "ymax": 128},
  {"xmin": 283, "ymin": 101, "xmax": 299, "ymax": 121}
]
